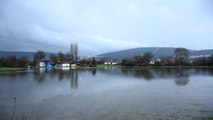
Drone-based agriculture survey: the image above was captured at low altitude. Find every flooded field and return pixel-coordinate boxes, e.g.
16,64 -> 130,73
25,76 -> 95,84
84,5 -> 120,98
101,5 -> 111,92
0,67 -> 213,120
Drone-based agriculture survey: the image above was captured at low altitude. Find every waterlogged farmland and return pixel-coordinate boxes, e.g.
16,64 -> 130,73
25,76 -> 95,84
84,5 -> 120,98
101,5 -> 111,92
0,67 -> 213,120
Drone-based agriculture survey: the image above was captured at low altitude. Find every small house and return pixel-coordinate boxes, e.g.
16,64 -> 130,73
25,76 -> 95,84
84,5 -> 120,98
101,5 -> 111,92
39,61 -> 46,67
62,63 -> 70,67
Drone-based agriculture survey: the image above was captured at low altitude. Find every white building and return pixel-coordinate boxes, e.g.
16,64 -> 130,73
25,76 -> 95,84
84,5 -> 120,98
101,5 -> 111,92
62,63 -> 70,67
39,62 -> 46,67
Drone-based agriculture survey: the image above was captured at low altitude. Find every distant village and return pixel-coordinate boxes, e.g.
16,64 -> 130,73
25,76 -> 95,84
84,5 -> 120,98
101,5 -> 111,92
34,46 -> 213,68
0,44 -> 213,69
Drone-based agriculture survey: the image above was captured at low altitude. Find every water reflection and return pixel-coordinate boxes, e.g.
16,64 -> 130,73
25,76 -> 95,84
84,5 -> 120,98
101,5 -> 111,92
121,68 -> 154,80
175,69 -> 190,86
34,71 -> 46,83
120,68 -> 193,86
121,68 -> 155,81
1,68 -> 213,120
71,70 -> 78,90
91,68 -> 97,76
33,68 -> 79,89
2,68 -> 212,89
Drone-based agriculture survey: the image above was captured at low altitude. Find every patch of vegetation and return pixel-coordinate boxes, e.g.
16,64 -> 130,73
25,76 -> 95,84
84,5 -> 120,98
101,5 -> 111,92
0,67 -> 25,71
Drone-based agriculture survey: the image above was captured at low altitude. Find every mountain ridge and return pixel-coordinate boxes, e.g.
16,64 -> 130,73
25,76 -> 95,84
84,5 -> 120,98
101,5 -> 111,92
97,47 -> 213,60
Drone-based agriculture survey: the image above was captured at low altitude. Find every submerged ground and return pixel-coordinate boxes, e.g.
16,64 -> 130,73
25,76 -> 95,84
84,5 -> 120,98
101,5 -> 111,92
0,67 -> 213,120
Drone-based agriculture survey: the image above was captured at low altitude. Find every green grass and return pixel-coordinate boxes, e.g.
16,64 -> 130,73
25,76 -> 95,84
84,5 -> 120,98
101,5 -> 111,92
0,67 -> 25,71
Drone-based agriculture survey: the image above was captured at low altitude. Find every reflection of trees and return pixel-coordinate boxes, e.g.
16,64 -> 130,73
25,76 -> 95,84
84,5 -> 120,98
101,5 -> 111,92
142,70 -> 154,80
175,70 -> 190,86
121,68 -> 154,80
133,69 -> 154,80
208,69 -> 213,76
71,70 -> 78,90
58,70 -> 65,81
121,68 -> 128,75
91,68 -> 97,76
34,68 -> 79,89
155,68 -> 175,78
34,68 -> 46,83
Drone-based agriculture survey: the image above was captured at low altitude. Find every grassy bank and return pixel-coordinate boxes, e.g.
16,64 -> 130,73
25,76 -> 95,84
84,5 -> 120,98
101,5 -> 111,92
0,67 -> 25,71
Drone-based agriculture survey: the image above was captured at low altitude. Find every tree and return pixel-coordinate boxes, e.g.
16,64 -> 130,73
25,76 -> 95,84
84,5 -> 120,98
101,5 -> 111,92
5,56 -> 17,67
34,50 -> 45,63
121,58 -> 134,66
90,57 -> 97,67
65,53 -> 72,61
174,48 -> 189,66
57,52 -> 66,63
79,58 -> 90,67
207,55 -> 213,66
143,52 -> 154,65
70,43 -> 78,62
134,55 -> 144,65
49,54 -> 58,65
18,56 -> 29,67
0,58 -> 5,67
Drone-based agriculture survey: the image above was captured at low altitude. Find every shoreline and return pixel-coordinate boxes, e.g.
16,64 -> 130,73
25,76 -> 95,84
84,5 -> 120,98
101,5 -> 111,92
1,65 -> 213,72
0,67 -> 26,71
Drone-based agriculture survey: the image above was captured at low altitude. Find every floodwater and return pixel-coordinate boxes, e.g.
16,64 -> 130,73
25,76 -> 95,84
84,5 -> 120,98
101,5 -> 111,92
0,67 -> 213,120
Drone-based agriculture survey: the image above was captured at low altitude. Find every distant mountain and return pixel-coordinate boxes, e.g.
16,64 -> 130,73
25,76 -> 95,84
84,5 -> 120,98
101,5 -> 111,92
97,47 -> 213,60
0,51 -> 54,60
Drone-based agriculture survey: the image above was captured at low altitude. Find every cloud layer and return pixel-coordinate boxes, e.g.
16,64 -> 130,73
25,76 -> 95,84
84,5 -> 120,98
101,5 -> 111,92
0,0 -> 213,56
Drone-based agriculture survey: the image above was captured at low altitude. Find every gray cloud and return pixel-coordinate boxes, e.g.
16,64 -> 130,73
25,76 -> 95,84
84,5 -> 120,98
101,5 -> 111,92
0,0 -> 213,56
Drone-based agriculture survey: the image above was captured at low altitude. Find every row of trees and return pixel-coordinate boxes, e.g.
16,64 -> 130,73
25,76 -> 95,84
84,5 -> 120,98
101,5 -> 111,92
121,48 -> 191,66
192,55 -> 213,66
78,57 -> 98,67
121,48 -> 213,66
121,52 -> 154,66
0,56 -> 29,68
33,43 -> 78,66
33,51 -> 73,65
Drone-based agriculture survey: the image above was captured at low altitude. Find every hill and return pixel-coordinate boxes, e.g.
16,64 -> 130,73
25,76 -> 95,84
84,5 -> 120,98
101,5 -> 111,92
0,51 -> 53,60
97,47 -> 213,60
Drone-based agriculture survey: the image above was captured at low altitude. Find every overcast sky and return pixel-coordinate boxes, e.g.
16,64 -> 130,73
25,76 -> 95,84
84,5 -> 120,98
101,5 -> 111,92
0,0 -> 213,56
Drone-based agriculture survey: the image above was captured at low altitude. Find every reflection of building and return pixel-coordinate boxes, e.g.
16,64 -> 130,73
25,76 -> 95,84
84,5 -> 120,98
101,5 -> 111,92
62,67 -> 70,71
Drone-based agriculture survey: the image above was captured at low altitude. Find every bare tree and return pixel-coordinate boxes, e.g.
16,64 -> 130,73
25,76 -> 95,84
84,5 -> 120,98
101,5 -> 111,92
174,48 -> 189,66
57,52 -> 66,63
34,50 -> 45,64
70,43 -> 78,62
143,52 -> 154,65
49,54 -> 58,65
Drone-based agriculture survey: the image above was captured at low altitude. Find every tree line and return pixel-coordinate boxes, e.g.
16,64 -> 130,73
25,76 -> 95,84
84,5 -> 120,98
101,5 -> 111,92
121,48 -> 213,66
33,43 -> 78,66
0,56 -> 29,68
1,47 -> 213,68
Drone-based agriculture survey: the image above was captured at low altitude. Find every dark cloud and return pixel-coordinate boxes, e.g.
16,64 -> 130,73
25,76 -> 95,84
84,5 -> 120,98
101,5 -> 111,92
0,0 -> 213,56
